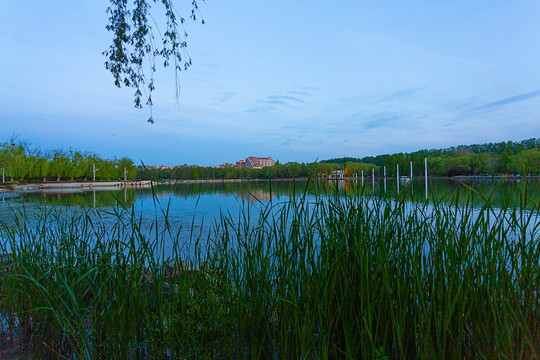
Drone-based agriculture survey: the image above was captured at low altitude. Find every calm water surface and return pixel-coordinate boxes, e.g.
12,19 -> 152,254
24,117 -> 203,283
1,179 -> 539,258
1,179 -> 540,218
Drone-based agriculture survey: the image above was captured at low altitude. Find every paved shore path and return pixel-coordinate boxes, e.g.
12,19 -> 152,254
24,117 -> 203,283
4,181 -> 152,191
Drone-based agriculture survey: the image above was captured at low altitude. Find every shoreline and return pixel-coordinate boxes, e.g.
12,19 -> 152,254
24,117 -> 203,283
158,177 -> 310,185
0,180 -> 152,192
1,175 -> 538,193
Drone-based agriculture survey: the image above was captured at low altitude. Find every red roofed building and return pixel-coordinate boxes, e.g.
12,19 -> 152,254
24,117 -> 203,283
245,156 -> 276,169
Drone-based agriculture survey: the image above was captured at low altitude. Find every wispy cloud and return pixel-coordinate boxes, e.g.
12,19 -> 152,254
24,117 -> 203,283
378,86 -> 426,103
287,90 -> 312,96
349,112 -> 400,130
268,95 -> 305,103
247,105 -> 278,113
267,99 -> 290,106
362,115 -> 399,129
212,92 -> 235,103
470,88 -> 540,112
247,89 -> 311,113
282,138 -> 292,146
299,86 -> 318,91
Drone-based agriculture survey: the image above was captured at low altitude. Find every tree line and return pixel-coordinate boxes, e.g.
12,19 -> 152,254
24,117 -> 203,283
324,138 -> 540,177
138,163 -> 303,180
139,138 -> 540,181
0,139 -> 137,182
3,138 -> 539,183
137,162 -> 381,181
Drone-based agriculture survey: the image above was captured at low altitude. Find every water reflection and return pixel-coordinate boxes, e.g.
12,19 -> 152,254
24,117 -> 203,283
1,178 -> 539,214
0,188 -> 138,208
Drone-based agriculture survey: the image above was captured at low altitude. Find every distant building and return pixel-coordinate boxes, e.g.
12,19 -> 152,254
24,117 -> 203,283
235,160 -> 245,168
330,169 -> 345,179
219,163 -> 234,168
245,156 -> 276,169
146,165 -> 174,170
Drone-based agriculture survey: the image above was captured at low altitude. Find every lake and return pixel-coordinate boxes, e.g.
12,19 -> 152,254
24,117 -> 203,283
1,178 -> 539,239
2,178 -> 539,213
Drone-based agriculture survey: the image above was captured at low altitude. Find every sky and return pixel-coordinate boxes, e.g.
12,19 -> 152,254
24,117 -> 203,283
1,1 -> 540,166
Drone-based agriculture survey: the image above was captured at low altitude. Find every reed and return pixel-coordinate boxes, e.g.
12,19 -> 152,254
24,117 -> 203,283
0,181 -> 538,359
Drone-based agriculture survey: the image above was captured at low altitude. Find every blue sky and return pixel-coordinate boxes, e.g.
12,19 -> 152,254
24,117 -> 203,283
1,1 -> 540,166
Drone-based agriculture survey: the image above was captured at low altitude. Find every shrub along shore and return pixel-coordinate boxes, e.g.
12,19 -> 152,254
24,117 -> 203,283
0,182 -> 539,359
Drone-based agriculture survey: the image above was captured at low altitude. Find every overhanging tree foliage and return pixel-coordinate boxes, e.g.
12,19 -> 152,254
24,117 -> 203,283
104,0 -> 204,123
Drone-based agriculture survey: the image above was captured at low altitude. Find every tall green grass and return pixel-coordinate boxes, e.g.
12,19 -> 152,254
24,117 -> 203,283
0,182 -> 539,359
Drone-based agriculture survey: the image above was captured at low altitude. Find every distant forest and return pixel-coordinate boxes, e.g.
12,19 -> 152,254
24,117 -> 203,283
139,138 -> 540,180
1,138 -> 539,183
322,138 -> 540,177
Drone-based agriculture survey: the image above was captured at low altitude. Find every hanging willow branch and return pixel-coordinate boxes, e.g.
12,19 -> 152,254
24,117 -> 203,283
104,0 -> 204,123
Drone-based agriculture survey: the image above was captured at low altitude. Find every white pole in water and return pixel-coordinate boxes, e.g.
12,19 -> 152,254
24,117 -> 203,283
124,167 -> 127,181
372,168 -> 375,191
425,157 -> 428,200
361,170 -> 364,186
397,164 -> 400,194
410,161 -> 414,195
384,166 -> 387,192
93,188 -> 96,208
2,168 -> 4,183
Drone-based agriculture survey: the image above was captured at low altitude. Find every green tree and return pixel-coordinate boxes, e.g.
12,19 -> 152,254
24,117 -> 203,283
0,141 -> 28,181
499,150 -> 513,174
511,149 -> 540,175
117,157 -> 137,180
50,150 -> 70,181
70,151 -> 86,180
34,150 -> 51,181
